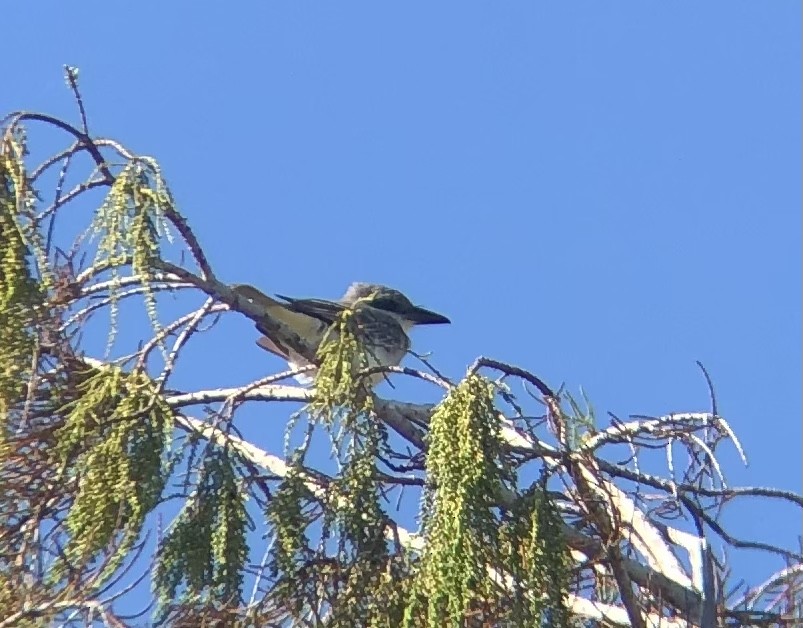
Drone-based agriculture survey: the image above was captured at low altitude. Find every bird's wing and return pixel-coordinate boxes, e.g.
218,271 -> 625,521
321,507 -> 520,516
275,295 -> 348,325
232,285 -> 328,355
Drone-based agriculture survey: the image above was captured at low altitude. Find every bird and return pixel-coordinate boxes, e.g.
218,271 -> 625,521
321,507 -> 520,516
232,283 -> 450,385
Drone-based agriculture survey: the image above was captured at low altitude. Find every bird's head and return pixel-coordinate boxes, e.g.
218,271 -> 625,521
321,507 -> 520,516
343,283 -> 451,330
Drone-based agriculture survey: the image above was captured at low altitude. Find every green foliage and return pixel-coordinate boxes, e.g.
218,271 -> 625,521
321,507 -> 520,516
403,376 -> 575,627
275,307 -> 400,625
0,133 -> 43,420
50,365 -> 173,583
323,445 -> 391,627
267,453 -> 402,626
318,312 -> 392,623
154,447 -> 248,617
266,466 -> 313,612
563,389 -> 596,450
365,556 -> 414,628
406,374 -> 509,627
502,482 -> 573,627
88,158 -> 173,354
309,307 -> 373,428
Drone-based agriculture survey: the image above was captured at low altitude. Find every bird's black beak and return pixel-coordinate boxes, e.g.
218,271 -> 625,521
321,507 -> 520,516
407,306 -> 451,325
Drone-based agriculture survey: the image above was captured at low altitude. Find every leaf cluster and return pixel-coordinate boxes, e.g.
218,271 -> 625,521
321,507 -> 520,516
51,365 -> 174,583
154,446 -> 248,621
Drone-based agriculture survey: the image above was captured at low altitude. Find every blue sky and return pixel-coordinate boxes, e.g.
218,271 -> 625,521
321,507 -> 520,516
5,0 -> 801,616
